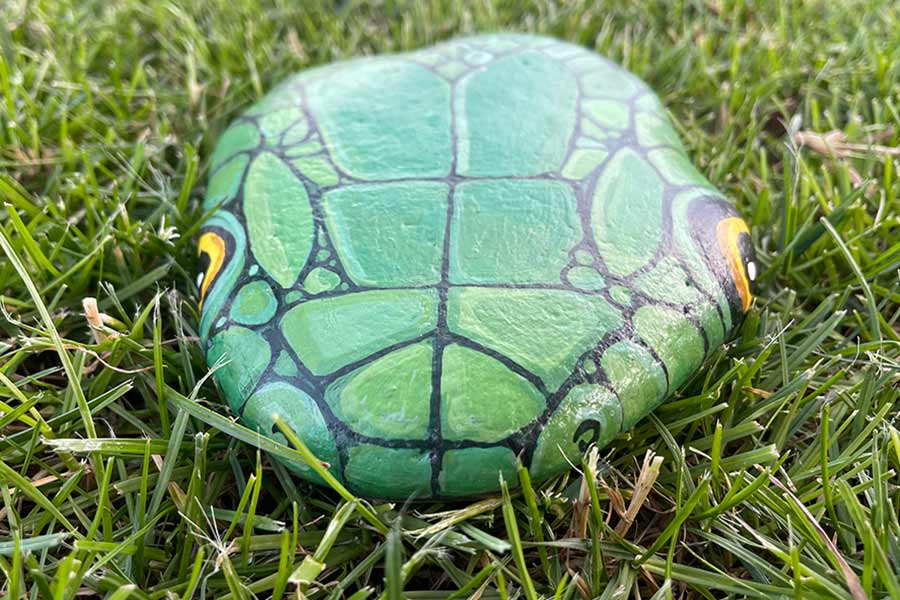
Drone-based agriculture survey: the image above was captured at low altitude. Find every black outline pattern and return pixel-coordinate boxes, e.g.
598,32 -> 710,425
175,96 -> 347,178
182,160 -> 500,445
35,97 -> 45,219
199,34 -> 752,499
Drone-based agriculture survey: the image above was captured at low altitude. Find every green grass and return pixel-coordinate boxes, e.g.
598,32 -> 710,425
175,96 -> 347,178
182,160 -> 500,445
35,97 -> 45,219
1,0 -> 899,597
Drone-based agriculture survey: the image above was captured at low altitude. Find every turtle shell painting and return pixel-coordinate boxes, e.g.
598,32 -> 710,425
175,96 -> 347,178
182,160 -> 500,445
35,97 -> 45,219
196,34 -> 755,499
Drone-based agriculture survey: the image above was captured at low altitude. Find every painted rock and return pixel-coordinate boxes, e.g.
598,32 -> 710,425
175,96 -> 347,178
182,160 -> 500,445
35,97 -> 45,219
196,34 -> 755,499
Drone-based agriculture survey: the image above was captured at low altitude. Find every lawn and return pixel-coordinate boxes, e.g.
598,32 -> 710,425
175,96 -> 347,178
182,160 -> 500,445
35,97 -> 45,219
2,0 -> 900,598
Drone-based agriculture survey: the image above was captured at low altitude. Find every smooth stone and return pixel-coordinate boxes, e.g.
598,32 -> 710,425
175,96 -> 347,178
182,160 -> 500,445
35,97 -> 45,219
196,33 -> 756,500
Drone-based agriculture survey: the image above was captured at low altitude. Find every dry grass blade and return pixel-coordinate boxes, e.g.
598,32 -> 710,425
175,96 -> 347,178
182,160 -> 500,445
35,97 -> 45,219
615,450 -> 664,536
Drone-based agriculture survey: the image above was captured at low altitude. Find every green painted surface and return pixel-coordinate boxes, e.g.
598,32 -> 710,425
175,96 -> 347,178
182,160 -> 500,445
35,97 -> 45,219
531,385 -> 621,479
243,382 -> 338,484
439,447 -> 518,497
273,350 -> 299,377
205,154 -> 248,211
281,119 -> 310,146
440,344 -> 545,443
566,265 -> 605,290
592,149 -> 665,276
323,182 -> 448,286
449,179 -> 580,284
562,148 -> 608,180
583,99 -> 630,130
325,342 -> 432,440
648,147 -> 711,187
602,340 -> 668,429
636,111 -> 684,149
209,121 -> 259,171
302,267 -> 340,294
244,152 -> 314,288
280,289 -> 438,375
456,51 -> 576,176
291,156 -> 339,187
206,326 -> 270,413
198,34 -> 755,499
447,287 -> 622,390
198,212 -> 245,342
258,106 -> 305,138
344,445 -> 431,498
633,305 -> 706,391
306,59 -> 452,179
229,280 -> 277,325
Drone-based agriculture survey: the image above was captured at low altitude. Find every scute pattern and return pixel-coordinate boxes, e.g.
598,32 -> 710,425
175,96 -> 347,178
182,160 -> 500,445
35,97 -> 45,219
200,34 -> 748,499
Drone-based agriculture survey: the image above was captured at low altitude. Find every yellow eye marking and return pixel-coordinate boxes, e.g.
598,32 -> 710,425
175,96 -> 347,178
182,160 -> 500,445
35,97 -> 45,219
198,232 -> 226,309
717,217 -> 752,313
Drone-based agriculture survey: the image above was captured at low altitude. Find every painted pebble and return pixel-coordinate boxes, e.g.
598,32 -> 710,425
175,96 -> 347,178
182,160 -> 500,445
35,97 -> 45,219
196,34 -> 755,499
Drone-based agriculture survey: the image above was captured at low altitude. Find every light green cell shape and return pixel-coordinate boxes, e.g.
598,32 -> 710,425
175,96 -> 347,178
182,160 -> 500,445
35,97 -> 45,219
209,121 -> 260,170
344,445 -> 431,498
244,152 -> 314,288
466,34 -> 521,53
204,154 -> 248,212
562,148 -> 608,180
581,118 -> 611,141
281,119 -> 310,145
541,43 -> 585,60
273,351 -> 298,378
258,106 -> 305,139
636,111 -> 684,149
582,359 -> 598,374
410,49 -> 441,65
447,287 -> 620,390
531,385 -> 622,479
579,67 -> 642,100
457,51 -> 577,176
325,342 -> 432,440
449,179 -> 580,284
583,99 -> 630,130
633,305 -> 705,392
242,381 -> 339,484
438,60 -> 469,80
648,147 -> 711,187
229,280 -> 277,325
566,266 -> 606,290
283,139 -> 323,157
439,447 -> 518,497
302,267 -> 341,295
207,327 -> 270,413
565,53 -> 608,73
574,249 -> 594,265
635,92 -> 664,111
576,138 -> 606,150
694,300 -> 726,350
281,289 -> 438,376
464,50 -> 492,66
601,340 -> 668,429
591,149 -> 664,276
307,59 -> 452,179
323,182 -> 448,286
635,257 -> 703,306
284,290 -> 303,304
440,344 -> 545,443
291,156 -> 339,187
610,285 -> 632,306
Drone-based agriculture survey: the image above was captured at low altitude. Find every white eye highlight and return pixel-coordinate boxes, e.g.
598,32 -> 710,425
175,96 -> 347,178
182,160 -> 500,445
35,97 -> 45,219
196,272 -> 205,289
747,261 -> 757,282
